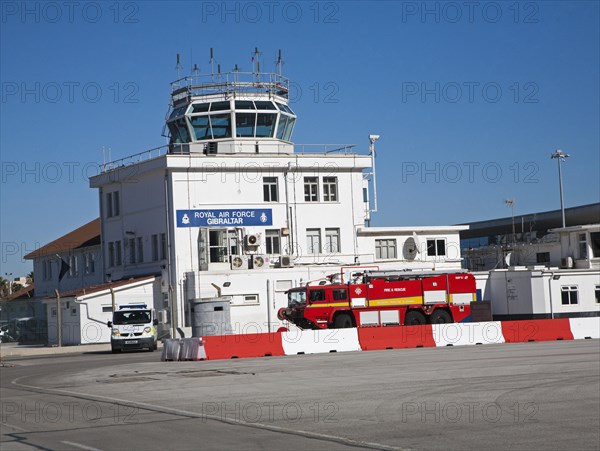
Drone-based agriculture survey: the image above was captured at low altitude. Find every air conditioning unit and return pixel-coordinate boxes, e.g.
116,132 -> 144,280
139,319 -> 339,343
230,255 -> 249,270
279,255 -> 293,268
251,255 -> 266,269
245,234 -> 260,248
204,141 -> 218,155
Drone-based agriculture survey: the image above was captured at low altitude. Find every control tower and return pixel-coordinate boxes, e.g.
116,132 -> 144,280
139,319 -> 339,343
166,49 -> 296,155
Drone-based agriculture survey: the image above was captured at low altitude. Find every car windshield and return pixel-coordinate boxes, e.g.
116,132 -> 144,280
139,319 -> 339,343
287,289 -> 306,307
113,310 -> 151,325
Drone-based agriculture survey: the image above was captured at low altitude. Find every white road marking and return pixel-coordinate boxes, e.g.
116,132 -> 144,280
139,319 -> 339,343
1,422 -> 28,432
61,440 -> 102,451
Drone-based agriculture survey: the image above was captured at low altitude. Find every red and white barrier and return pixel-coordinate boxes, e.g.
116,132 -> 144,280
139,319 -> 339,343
569,317 -> 600,340
281,329 -> 361,355
163,318 -> 599,362
432,322 -> 505,347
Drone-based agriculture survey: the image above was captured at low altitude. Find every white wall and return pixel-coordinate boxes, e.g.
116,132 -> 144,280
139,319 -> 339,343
34,245 -> 103,298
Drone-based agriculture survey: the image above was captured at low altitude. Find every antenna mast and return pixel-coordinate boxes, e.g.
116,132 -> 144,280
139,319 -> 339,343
210,48 -> 215,80
175,53 -> 182,79
277,49 -> 283,76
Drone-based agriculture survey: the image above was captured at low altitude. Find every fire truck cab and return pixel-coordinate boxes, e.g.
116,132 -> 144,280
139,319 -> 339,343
278,271 -> 476,330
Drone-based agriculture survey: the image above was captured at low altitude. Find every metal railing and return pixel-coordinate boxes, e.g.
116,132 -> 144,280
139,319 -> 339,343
100,143 -> 361,173
170,72 -> 289,103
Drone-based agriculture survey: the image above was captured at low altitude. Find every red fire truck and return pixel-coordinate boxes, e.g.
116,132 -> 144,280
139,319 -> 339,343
278,271 -> 476,329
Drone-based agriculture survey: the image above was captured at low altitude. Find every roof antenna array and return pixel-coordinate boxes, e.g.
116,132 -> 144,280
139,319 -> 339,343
210,48 -> 215,80
276,49 -> 283,76
217,63 -> 221,80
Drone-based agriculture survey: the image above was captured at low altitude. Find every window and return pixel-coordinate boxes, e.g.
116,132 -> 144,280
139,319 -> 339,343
304,177 -> 319,202
106,191 -> 120,218
43,260 -> 52,280
128,238 -> 136,264
310,289 -> 326,302
69,255 -> 78,277
51,307 -> 57,317
263,177 -> 278,202
208,229 -> 239,263
375,239 -> 397,260
332,289 -> 347,301
160,233 -> 167,260
323,177 -> 338,202
71,307 -> 77,316
102,306 -> 113,313
427,239 -> 446,257
115,241 -> 122,266
591,232 -> 600,258
536,252 -> 550,264
108,242 -> 115,267
137,237 -> 144,263
85,253 -> 95,274
595,285 -> 600,304
561,286 -> 579,305
106,192 -> 113,218
152,234 -> 159,261
306,229 -> 321,254
578,233 -> 587,259
325,228 -> 341,253
266,229 -> 281,254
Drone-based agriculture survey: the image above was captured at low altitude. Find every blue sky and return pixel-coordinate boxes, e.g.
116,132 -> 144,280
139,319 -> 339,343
1,1 -> 599,277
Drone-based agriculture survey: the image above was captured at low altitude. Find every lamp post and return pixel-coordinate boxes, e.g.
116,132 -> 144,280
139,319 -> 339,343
551,149 -> 570,228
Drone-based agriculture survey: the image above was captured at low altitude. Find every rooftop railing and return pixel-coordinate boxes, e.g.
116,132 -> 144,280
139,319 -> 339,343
171,72 -> 289,104
99,143 -> 360,174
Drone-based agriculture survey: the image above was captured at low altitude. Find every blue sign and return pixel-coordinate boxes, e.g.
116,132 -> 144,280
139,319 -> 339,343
176,209 -> 273,227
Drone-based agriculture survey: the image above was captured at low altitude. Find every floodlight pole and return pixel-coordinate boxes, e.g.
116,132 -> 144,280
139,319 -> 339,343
551,149 -> 570,228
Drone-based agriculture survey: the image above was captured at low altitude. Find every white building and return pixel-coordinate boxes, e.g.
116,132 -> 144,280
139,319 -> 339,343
475,224 -> 600,319
89,61 -> 468,337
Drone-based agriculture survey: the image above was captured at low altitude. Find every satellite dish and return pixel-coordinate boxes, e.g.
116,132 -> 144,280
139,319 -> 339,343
403,237 -> 418,261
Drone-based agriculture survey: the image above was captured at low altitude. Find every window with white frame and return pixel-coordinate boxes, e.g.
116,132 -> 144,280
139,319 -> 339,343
265,229 -> 281,254
263,177 -> 279,202
43,260 -> 53,280
427,239 -> 446,257
578,233 -> 587,259
323,177 -> 338,202
208,229 -> 238,263
306,229 -> 321,254
375,239 -> 397,260
561,285 -> 579,305
304,177 -> 319,202
105,191 -> 120,218
324,228 -> 340,253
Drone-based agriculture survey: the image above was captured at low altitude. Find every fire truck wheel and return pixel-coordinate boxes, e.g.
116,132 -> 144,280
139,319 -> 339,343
430,309 -> 452,324
404,311 -> 427,325
333,314 -> 353,329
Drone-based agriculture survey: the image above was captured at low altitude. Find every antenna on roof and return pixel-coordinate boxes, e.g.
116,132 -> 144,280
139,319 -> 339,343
210,48 -> 215,80
217,63 -> 221,80
253,47 -> 259,74
276,49 -> 283,76
192,63 -> 200,84
176,53 -> 182,79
